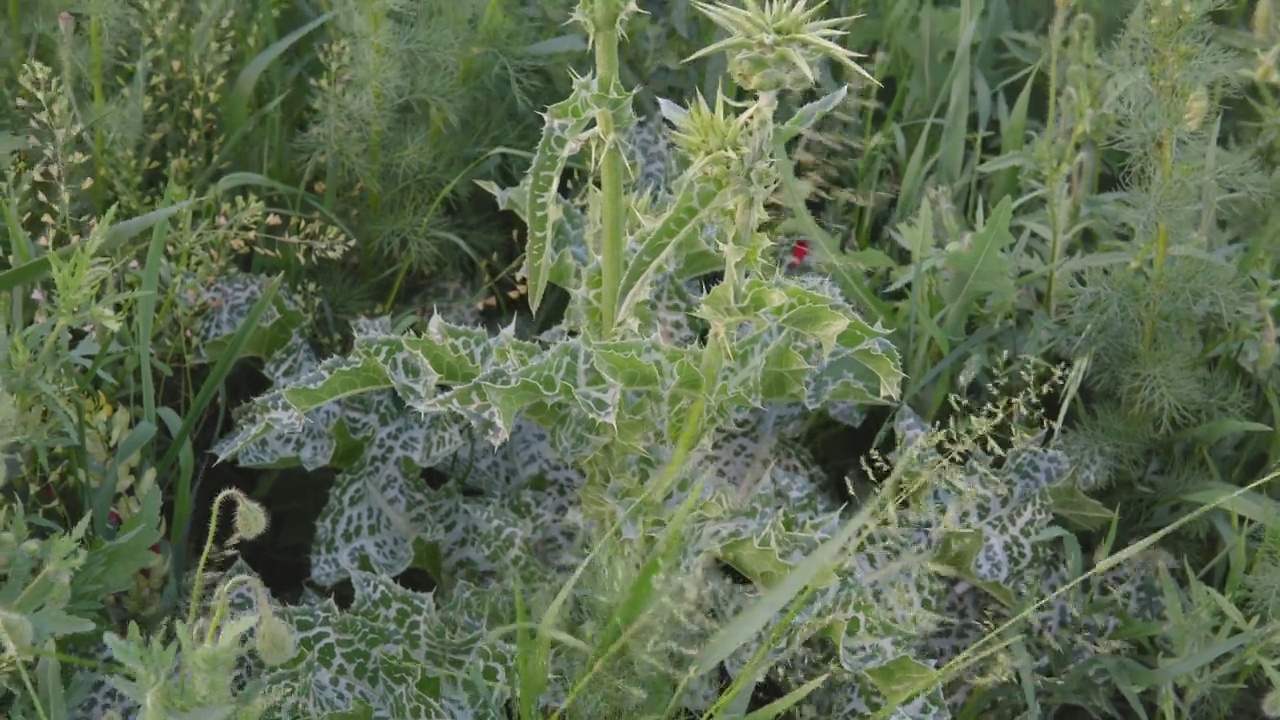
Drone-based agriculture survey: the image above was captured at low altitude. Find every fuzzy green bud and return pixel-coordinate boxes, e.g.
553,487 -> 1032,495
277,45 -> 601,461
1264,687 -> 1280,719
216,489 -> 269,545
0,608 -> 34,652
254,613 -> 297,667
233,496 -> 268,542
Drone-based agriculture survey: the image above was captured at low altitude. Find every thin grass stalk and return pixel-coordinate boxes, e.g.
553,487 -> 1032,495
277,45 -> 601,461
7,0 -> 19,77
89,15 -> 106,209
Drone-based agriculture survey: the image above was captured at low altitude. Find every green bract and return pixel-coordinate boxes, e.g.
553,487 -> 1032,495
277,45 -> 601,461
685,0 -> 879,93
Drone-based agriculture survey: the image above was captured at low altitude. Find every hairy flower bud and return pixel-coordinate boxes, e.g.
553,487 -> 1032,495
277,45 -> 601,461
255,613 -> 297,667
1264,687 -> 1280,719
233,495 -> 269,542
0,609 -> 34,652
215,489 -> 270,545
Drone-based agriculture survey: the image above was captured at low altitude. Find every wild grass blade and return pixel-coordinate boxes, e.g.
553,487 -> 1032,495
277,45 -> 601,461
225,11 -> 335,134
0,202 -> 196,293
694,475 -> 900,676
136,186 -> 176,429
736,672 -> 830,720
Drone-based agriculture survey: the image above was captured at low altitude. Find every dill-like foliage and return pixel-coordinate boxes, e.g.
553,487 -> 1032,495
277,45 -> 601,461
1056,0 -> 1275,502
293,0 -> 575,278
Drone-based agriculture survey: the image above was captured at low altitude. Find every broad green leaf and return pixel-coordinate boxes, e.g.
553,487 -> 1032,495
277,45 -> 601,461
941,195 -> 1016,335
864,654 -> 938,707
989,64 -> 1038,204
0,201 -> 195,293
520,34 -> 588,56
1178,482 -> 1280,527
1047,483 -> 1115,531
1173,418 -> 1272,445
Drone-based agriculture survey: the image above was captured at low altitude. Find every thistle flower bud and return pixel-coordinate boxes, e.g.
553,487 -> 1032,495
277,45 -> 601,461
685,0 -> 878,95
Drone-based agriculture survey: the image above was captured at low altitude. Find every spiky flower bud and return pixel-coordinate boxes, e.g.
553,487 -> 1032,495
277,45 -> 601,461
685,0 -> 878,94
658,90 -> 743,171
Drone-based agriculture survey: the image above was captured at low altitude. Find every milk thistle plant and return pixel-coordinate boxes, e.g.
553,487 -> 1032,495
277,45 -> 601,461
217,0 -> 901,523
208,0 -> 907,715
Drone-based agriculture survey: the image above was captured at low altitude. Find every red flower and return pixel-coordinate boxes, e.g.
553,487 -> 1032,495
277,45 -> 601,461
788,239 -> 811,269
141,543 -> 162,580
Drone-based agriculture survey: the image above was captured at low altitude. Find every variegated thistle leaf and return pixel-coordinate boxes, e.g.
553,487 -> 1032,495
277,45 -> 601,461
522,71 -> 607,313
697,273 -> 903,409
615,170 -> 732,324
215,314 -> 542,460
194,272 -> 308,364
929,447 -> 1071,605
308,396 -> 586,587
478,180 -> 588,291
614,407 -> 950,719
262,572 -> 513,720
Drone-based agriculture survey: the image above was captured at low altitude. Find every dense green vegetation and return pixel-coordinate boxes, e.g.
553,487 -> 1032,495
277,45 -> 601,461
5,0 -> 1280,717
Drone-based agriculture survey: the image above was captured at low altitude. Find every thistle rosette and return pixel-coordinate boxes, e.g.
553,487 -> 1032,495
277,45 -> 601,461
686,0 -> 879,94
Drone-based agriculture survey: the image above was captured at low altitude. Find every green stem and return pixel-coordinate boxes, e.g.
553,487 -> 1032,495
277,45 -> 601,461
592,0 -> 626,338
1044,2 -> 1067,316
1142,131 -> 1174,348
359,0 -> 384,284
89,15 -> 107,209
7,0 -> 19,78
185,489 -> 236,627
